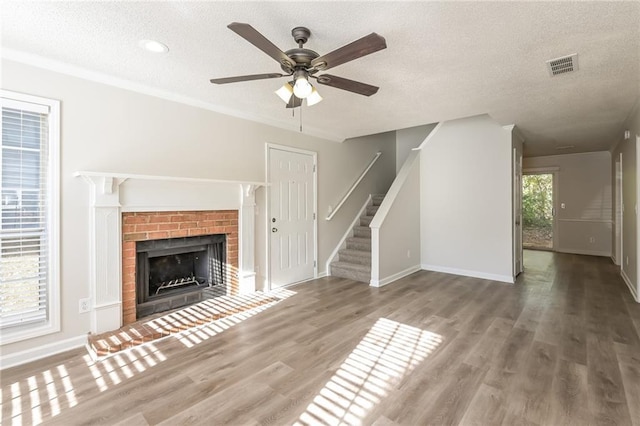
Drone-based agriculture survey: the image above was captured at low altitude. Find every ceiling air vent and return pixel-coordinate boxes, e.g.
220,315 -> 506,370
546,53 -> 578,76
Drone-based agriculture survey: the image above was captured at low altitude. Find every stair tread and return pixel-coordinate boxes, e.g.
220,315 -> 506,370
339,248 -> 371,257
347,236 -> 371,242
331,261 -> 371,272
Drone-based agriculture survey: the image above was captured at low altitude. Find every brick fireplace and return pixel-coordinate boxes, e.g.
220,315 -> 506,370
121,210 -> 239,325
76,172 -> 261,335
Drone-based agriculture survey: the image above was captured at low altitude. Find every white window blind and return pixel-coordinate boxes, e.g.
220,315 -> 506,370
1,99 -> 52,328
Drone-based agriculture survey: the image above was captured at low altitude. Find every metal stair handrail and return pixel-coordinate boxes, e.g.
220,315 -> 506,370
326,151 -> 382,221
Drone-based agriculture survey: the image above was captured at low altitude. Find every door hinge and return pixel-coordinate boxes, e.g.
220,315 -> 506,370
313,164 -> 316,173
313,213 -> 316,220
314,260 -> 317,267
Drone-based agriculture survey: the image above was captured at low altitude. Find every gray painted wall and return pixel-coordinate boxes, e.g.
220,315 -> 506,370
396,123 -> 437,173
1,59 -> 397,357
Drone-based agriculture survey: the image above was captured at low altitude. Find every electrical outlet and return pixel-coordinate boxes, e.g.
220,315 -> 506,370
627,256 -> 630,266
589,236 -> 595,243
79,298 -> 91,313
407,250 -> 411,258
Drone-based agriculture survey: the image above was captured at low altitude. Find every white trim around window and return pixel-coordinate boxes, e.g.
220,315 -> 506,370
0,89 -> 61,345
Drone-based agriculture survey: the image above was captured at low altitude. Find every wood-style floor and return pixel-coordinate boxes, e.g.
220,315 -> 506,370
2,251 -> 639,425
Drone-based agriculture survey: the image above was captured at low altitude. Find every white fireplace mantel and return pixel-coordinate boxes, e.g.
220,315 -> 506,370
73,171 -> 267,187
76,171 -> 266,334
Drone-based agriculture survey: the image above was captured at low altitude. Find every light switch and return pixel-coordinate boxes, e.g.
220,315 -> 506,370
561,203 -> 565,209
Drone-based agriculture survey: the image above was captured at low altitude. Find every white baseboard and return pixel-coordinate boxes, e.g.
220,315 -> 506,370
621,269 -> 639,303
555,248 -> 611,257
370,265 -> 421,288
0,334 -> 87,370
421,264 -> 514,284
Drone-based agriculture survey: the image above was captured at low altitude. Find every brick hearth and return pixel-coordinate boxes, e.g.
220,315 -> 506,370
121,210 -> 239,325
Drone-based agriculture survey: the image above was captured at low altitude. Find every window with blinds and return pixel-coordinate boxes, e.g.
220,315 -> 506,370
1,92 -> 59,334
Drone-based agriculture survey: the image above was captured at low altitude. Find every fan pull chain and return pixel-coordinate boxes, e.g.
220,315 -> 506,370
299,103 -> 303,132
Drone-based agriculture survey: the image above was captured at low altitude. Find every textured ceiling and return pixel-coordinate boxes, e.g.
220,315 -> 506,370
2,1 -> 639,156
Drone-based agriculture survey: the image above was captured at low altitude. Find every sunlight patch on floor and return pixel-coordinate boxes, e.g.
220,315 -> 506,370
5,361 -> 81,426
2,288 -> 296,425
295,317 -> 442,426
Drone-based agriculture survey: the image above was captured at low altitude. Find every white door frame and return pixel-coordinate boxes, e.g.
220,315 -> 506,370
522,167 -> 559,251
636,136 -> 640,296
614,153 -> 623,266
513,148 -> 523,276
265,143 -> 318,291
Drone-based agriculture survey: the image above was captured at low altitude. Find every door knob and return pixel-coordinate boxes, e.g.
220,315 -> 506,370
272,227 -> 278,233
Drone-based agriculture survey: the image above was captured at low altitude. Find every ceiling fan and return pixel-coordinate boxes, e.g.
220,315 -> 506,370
210,23 -> 387,108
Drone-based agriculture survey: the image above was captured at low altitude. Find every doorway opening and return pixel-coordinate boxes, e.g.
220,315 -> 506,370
522,173 -> 554,250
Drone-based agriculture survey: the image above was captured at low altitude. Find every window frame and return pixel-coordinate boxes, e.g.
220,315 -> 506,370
0,89 -> 61,345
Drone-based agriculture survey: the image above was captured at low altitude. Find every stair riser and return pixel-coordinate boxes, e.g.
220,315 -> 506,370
366,206 -> 379,216
331,266 -> 371,283
372,197 -> 385,207
354,228 -> 371,238
339,253 -> 371,265
360,217 -> 373,226
347,240 -> 371,251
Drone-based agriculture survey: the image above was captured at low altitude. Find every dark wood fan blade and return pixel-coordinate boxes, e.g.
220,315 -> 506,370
286,95 -> 303,108
228,22 -> 295,70
311,33 -> 386,71
313,74 -> 379,96
210,73 -> 284,84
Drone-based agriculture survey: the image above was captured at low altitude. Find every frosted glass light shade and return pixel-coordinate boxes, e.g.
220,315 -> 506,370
275,83 -> 293,103
306,88 -> 323,106
293,77 -> 313,99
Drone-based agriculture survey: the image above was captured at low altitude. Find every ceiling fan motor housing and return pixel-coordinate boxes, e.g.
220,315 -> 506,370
280,26 -> 320,73
291,27 -> 311,45
282,48 -> 319,72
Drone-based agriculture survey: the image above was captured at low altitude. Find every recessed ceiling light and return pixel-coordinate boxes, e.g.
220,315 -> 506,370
139,39 -> 169,53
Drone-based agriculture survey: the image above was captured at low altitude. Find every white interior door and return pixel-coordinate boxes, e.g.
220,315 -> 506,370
268,147 -> 316,289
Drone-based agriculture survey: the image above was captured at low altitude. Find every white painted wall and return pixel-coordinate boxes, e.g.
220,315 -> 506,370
420,115 -> 513,283
396,124 -> 437,173
611,96 -> 639,300
524,152 -> 612,257
0,59 -> 396,361
371,150 -> 421,286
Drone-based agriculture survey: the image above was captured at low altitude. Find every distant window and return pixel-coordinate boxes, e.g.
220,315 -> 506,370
1,90 -> 60,343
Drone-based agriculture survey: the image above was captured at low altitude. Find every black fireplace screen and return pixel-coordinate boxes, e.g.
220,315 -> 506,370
148,251 -> 207,296
136,234 -> 226,311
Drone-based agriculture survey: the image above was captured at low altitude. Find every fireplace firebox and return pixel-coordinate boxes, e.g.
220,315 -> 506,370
136,234 -> 226,319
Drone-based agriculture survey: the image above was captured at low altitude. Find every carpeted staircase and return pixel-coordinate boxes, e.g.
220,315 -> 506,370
330,194 -> 385,283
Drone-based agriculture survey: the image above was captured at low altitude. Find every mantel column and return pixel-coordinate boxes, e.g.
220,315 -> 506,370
81,176 -> 127,333
239,184 -> 257,294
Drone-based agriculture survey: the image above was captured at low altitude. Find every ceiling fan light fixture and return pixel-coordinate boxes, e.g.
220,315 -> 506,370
293,72 -> 313,99
275,82 -> 294,103
306,87 -> 323,106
